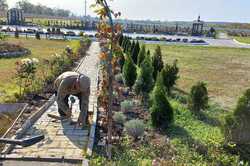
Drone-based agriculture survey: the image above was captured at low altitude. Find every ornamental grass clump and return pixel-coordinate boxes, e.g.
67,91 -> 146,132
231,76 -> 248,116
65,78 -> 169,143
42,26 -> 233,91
125,119 -> 145,141
121,100 -> 134,112
113,112 -> 126,125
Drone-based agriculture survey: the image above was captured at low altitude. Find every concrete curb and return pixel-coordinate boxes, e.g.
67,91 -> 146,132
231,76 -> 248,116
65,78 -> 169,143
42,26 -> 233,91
233,39 -> 250,46
86,67 -> 99,157
0,156 -> 87,164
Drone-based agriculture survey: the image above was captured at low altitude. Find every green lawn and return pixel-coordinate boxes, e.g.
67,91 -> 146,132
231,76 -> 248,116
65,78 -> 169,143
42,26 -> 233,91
146,44 -> 250,109
0,37 -> 70,103
234,37 -> 250,44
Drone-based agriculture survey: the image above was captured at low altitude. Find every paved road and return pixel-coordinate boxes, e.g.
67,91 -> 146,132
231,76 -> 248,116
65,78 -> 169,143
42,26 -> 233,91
1,42 -> 100,165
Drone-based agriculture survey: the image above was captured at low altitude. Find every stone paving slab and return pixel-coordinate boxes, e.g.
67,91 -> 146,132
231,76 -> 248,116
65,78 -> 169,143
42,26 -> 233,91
5,42 -> 100,162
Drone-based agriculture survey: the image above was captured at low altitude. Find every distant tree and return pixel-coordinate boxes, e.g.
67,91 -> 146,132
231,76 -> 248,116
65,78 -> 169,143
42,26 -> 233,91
0,0 -> 8,11
132,41 -> 140,64
122,54 -> 137,89
150,72 -> 174,128
16,0 -> 71,17
137,44 -> 146,66
15,28 -> 19,38
152,45 -> 164,80
35,32 -> 41,40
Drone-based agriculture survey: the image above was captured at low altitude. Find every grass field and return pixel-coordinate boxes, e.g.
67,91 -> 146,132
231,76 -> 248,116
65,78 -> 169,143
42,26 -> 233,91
234,37 -> 250,44
146,44 -> 250,109
0,37 -> 70,103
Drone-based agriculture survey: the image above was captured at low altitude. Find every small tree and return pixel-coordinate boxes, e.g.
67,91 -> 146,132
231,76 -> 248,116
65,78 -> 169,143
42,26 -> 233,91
134,54 -> 154,99
188,82 -> 208,112
15,58 -> 39,96
224,89 -> 250,144
15,28 -> 19,38
35,32 -> 41,40
132,41 -> 140,64
150,72 -> 174,128
152,45 -> 164,80
162,60 -> 179,94
137,44 -> 146,66
122,54 -> 137,89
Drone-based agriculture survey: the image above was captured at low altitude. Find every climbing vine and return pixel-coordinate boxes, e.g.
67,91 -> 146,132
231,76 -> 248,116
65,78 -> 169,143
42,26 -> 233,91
92,0 -> 123,159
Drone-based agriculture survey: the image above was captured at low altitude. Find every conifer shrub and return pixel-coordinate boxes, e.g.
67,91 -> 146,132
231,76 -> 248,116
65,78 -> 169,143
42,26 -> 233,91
134,54 -> 154,96
161,60 -> 179,93
224,89 -> 250,144
125,119 -> 145,140
131,41 -> 140,64
137,44 -> 146,66
122,54 -> 137,88
113,112 -> 126,125
131,40 -> 135,54
119,34 -> 124,46
188,82 -> 208,112
150,72 -> 174,128
118,54 -> 125,71
152,45 -> 164,80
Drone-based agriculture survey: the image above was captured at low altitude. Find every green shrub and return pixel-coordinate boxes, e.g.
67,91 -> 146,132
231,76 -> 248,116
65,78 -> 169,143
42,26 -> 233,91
150,72 -> 174,128
137,44 -> 146,66
122,54 -> 137,88
188,82 -> 208,112
224,89 -> 250,144
134,55 -> 154,96
121,100 -> 134,112
162,60 -> 179,93
113,112 -> 126,125
152,45 -> 164,80
125,119 -> 145,140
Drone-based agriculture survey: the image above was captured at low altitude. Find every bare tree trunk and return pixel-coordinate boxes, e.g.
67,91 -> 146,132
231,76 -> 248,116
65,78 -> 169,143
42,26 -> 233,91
102,0 -> 115,160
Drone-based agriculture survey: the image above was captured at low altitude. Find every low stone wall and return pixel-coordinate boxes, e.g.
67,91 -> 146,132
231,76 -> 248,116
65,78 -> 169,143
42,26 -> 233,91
0,49 -> 31,58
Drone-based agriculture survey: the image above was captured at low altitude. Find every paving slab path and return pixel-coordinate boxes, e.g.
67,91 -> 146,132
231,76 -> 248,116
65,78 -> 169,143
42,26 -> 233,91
2,42 -> 100,165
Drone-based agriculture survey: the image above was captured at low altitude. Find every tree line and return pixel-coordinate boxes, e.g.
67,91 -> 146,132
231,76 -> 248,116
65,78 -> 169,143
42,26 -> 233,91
0,0 -> 72,18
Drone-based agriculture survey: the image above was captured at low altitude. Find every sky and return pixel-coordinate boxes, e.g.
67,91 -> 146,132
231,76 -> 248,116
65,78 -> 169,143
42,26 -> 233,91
7,0 -> 250,23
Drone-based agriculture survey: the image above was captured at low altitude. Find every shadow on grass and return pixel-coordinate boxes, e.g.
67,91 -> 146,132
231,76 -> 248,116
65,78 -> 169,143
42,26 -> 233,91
194,111 -> 221,127
166,124 -> 210,160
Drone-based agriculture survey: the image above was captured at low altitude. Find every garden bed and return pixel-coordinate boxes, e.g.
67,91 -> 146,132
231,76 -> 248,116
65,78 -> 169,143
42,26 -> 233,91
0,42 -> 30,58
0,37 -> 91,154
